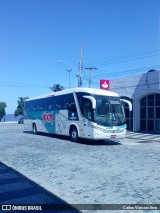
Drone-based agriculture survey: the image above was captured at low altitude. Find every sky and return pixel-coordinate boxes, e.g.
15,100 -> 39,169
0,0 -> 160,114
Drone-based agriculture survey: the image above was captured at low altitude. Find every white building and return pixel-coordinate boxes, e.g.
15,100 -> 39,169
109,69 -> 160,133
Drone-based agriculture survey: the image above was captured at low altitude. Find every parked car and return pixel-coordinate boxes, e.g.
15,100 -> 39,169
18,116 -> 24,124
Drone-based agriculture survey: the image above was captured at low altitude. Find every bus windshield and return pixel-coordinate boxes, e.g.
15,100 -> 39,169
94,95 -> 125,126
76,92 -> 125,126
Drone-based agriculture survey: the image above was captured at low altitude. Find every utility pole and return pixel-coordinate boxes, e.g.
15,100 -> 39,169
85,67 -> 97,88
77,45 -> 83,87
67,69 -> 72,88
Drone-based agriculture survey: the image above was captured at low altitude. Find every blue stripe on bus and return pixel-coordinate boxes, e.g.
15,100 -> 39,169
28,111 -> 56,134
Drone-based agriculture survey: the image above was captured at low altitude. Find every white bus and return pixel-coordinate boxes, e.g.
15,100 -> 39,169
24,88 -> 132,142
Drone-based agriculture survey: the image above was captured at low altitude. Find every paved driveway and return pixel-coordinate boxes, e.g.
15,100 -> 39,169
0,123 -> 160,212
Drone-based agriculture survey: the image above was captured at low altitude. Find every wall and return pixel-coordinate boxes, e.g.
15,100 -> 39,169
110,71 -> 160,132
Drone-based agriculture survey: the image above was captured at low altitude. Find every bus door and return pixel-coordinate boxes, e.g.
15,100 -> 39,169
82,99 -> 93,138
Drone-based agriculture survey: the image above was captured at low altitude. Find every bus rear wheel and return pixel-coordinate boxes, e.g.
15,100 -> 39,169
32,123 -> 38,134
70,127 -> 78,143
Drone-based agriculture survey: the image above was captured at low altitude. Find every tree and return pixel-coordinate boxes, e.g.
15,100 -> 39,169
0,102 -> 7,122
50,84 -> 64,92
14,97 -> 29,117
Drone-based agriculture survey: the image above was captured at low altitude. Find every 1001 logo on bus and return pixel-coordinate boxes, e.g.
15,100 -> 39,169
42,112 -> 53,124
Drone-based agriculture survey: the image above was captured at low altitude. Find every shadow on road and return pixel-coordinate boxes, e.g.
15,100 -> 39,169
78,139 -> 121,146
0,162 -> 81,212
23,131 -> 121,146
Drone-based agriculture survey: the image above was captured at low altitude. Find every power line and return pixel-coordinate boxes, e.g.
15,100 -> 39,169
82,51 -> 160,82
82,65 -> 160,80
84,50 -> 160,67
0,82 -> 50,88
110,81 -> 160,90
1,81 -> 160,103
110,87 -> 160,93
93,53 -> 159,67
0,82 -> 70,88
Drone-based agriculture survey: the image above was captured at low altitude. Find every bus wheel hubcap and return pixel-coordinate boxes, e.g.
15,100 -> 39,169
72,131 -> 77,138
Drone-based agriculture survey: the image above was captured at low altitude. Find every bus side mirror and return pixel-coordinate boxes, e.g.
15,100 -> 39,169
121,99 -> 132,111
83,96 -> 96,109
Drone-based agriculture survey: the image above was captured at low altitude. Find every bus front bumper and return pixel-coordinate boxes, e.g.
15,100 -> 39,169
93,127 -> 126,140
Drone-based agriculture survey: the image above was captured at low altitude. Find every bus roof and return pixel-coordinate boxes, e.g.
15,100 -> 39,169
25,87 -> 119,102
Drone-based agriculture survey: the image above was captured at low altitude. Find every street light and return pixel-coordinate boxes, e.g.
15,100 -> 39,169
58,60 -> 75,70
58,46 -> 83,88
58,61 -> 74,88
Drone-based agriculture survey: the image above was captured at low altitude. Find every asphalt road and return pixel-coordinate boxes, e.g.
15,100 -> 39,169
0,123 -> 160,212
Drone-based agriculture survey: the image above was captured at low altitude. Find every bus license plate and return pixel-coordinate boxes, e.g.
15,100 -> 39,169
110,135 -> 116,138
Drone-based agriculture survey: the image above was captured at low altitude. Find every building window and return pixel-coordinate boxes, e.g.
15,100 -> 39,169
156,94 -> 160,106
140,108 -> 146,119
140,120 -> 146,131
155,120 -> 160,131
140,93 -> 160,133
141,96 -> 146,107
156,107 -> 160,118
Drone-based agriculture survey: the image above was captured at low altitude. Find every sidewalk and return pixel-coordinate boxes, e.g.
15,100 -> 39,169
126,131 -> 160,142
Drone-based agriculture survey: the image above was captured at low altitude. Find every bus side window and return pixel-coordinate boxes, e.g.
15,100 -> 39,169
65,103 -> 70,109
64,94 -> 76,112
69,103 -> 77,112
24,102 -> 29,112
55,96 -> 62,110
47,98 -> 55,110
29,102 -> 35,111
32,100 -> 37,111
37,99 -> 46,111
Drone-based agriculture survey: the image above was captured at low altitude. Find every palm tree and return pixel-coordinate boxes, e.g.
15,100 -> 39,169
50,84 -> 64,92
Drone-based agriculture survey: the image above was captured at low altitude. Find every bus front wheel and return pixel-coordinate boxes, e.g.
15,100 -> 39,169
32,123 -> 38,134
70,127 -> 78,143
